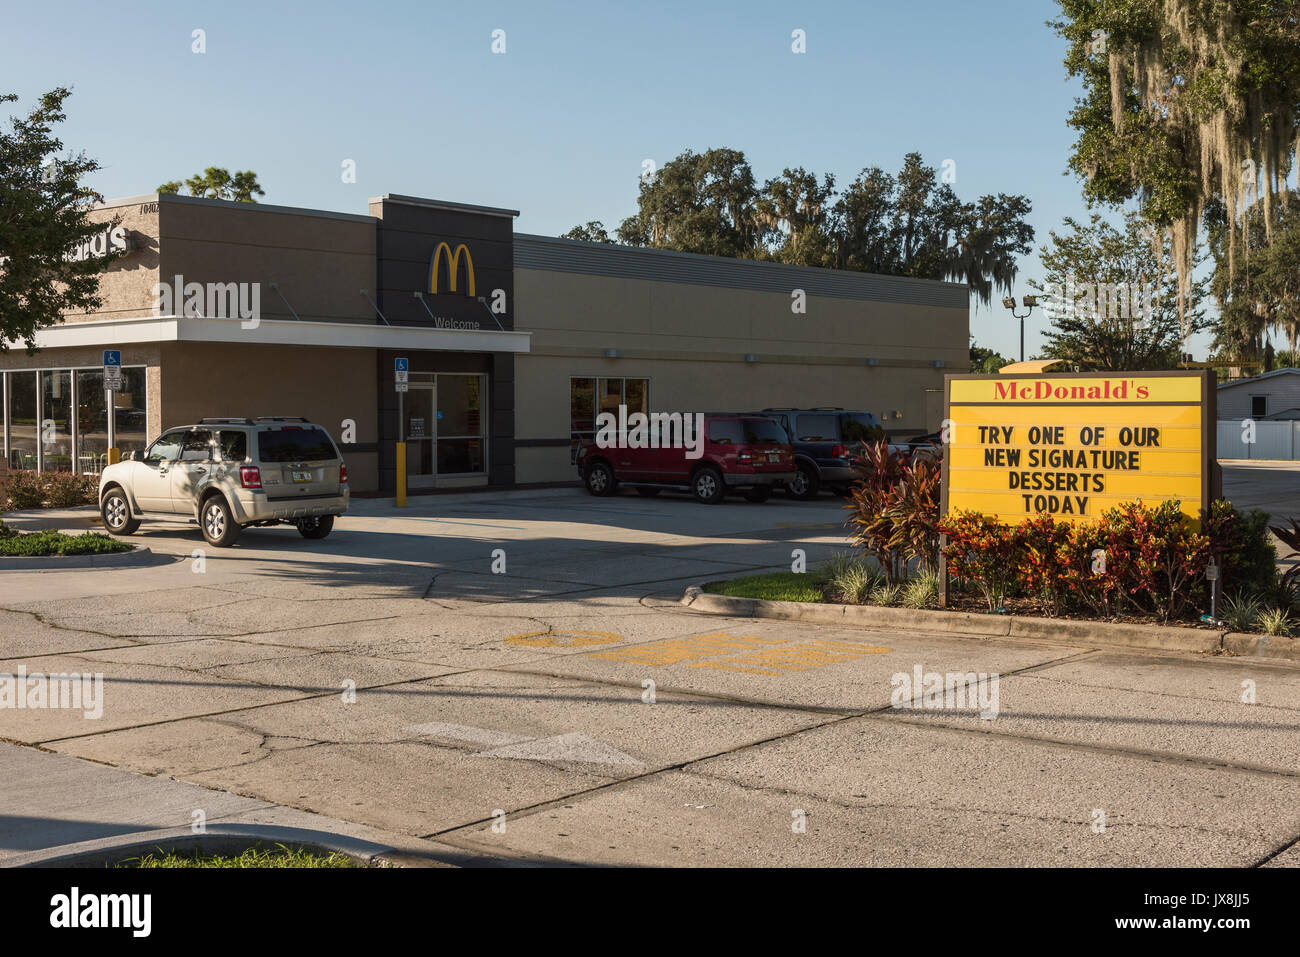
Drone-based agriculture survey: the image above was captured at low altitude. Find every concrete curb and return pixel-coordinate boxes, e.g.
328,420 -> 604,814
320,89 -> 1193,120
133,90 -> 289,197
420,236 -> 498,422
7,823 -> 400,869
681,586 -> 1300,661
0,546 -> 174,571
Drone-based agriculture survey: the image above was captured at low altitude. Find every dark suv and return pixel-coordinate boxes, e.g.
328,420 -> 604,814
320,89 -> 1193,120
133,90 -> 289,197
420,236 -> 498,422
576,413 -> 794,503
752,408 -> 886,499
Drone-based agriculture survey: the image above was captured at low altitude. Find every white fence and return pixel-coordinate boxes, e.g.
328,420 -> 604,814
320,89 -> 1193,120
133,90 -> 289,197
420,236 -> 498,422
1217,419 -> 1300,460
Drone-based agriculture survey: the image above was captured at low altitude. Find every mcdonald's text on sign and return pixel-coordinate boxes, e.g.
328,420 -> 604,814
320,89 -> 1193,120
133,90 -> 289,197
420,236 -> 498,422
942,372 -> 1215,523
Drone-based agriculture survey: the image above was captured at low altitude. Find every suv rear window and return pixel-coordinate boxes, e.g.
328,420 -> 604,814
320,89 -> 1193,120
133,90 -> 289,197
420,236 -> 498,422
794,413 -> 840,442
841,413 -> 885,443
709,419 -> 789,445
256,427 -> 337,463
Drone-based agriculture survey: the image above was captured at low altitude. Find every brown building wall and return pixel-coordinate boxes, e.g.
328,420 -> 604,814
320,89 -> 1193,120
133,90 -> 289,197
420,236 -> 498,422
159,342 -> 380,490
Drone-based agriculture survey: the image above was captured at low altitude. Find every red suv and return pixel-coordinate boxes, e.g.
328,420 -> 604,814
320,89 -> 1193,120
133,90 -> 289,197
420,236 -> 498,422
576,414 -> 795,503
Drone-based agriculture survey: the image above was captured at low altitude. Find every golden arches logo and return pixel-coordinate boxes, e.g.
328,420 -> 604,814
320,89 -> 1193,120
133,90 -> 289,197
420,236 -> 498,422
429,242 -> 476,297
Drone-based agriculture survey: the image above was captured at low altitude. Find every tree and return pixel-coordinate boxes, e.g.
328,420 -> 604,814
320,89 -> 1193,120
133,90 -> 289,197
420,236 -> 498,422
0,88 -> 115,352
1206,190 -> 1300,362
970,341 -> 1011,374
615,148 -> 759,257
755,167 -> 837,268
560,221 -> 615,243
1051,2 -> 1300,320
1030,212 -> 1207,371
569,148 -> 1034,306
158,166 -> 264,203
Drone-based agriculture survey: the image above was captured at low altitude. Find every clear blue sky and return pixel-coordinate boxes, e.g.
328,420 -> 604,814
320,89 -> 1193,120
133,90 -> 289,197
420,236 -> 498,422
6,0 -> 1197,359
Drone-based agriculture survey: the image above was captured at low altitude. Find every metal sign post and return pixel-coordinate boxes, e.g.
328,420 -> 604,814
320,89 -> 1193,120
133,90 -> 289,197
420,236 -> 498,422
395,358 -> 409,507
103,350 -> 121,463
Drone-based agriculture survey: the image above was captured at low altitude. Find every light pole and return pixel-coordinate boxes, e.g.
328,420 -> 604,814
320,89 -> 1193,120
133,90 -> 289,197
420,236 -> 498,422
1002,295 -> 1037,362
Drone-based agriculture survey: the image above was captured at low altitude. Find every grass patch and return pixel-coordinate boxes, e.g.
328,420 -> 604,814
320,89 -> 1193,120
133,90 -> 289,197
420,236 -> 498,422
703,571 -> 826,603
118,844 -> 358,869
0,526 -> 134,557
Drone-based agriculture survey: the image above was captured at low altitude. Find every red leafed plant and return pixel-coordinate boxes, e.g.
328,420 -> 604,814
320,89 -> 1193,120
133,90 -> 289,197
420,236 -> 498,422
937,510 -> 1021,611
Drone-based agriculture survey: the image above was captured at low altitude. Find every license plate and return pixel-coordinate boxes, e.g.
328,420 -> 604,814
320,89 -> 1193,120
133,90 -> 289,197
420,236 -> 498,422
291,470 -> 312,483
768,453 -> 781,462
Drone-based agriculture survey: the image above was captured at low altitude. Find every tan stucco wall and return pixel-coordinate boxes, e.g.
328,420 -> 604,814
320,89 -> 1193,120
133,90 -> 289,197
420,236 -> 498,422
62,201 -> 162,323
159,342 -> 380,490
512,267 -> 968,483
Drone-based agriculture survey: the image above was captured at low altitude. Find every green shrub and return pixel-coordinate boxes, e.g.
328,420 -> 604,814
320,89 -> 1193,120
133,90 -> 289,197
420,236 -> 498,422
1205,503 -> 1277,597
827,559 -> 880,604
0,470 -> 97,510
901,571 -> 938,609
1257,607 -> 1294,637
1,470 -> 46,509
43,471 -> 97,508
0,529 -> 133,557
868,582 -> 902,607
1222,591 -> 1263,631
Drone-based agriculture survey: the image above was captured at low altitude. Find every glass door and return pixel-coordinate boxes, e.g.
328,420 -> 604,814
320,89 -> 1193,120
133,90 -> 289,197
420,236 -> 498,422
403,383 -> 436,489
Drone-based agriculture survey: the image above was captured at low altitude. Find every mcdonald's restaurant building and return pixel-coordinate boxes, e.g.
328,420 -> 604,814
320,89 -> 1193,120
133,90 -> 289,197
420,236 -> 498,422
0,192 -> 969,494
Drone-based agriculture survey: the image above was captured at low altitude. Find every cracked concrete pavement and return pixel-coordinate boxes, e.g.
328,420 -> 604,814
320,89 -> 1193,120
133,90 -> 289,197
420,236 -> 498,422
3,476 -> 1300,867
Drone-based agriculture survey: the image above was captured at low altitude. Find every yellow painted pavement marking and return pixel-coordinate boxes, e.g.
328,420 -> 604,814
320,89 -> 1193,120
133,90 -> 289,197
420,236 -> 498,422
503,630 -> 622,648
587,631 -> 891,675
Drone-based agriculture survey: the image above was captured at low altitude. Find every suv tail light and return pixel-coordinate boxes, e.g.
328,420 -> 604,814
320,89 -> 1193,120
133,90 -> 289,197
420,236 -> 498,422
831,444 -> 848,459
239,466 -> 262,489
340,462 -> 348,485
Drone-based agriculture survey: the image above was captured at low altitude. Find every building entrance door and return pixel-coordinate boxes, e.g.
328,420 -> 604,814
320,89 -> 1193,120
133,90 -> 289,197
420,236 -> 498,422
403,383 -> 437,488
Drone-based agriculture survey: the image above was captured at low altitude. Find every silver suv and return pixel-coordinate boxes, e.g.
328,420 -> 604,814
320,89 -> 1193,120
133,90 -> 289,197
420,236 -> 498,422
98,417 -> 350,547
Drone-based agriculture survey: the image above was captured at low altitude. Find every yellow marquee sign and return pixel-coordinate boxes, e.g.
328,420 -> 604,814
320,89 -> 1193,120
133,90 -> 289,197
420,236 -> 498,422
941,371 -> 1217,523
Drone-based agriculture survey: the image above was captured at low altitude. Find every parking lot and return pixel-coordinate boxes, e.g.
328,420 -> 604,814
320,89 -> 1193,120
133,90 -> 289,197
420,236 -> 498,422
2,467 -> 1300,866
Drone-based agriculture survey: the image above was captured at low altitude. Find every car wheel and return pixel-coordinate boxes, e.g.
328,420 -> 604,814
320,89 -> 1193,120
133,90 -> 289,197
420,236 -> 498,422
100,487 -> 140,536
691,467 -> 725,504
787,463 -> 821,500
635,487 -> 661,497
585,461 -> 617,496
297,515 -> 335,539
743,485 -> 773,503
200,495 -> 242,547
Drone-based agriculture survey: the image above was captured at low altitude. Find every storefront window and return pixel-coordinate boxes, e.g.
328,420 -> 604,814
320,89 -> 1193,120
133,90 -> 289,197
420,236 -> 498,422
75,369 -> 109,473
3,367 -> 147,474
6,372 -> 38,471
113,367 -> 148,456
436,374 -> 486,474
40,370 -> 73,472
570,377 -> 649,463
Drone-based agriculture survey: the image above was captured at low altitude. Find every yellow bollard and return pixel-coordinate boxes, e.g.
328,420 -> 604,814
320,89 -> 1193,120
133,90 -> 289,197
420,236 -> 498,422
395,442 -> 407,507
107,448 -> 120,466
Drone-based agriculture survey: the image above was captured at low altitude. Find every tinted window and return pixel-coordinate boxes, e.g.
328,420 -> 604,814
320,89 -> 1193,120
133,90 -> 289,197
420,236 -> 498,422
708,420 -> 743,445
217,430 -> 248,461
740,420 -> 789,444
841,413 -> 885,444
256,427 -> 336,463
179,429 -> 213,462
144,431 -> 185,464
795,414 -> 840,442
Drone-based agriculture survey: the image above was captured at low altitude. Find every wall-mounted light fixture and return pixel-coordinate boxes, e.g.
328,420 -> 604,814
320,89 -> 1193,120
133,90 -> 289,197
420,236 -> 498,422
865,358 -> 879,367
604,348 -> 620,359
744,353 -> 757,363
932,360 -> 945,368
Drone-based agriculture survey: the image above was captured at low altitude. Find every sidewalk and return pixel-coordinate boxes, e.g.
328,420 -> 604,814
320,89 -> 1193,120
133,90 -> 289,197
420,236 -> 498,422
0,743 -> 509,867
